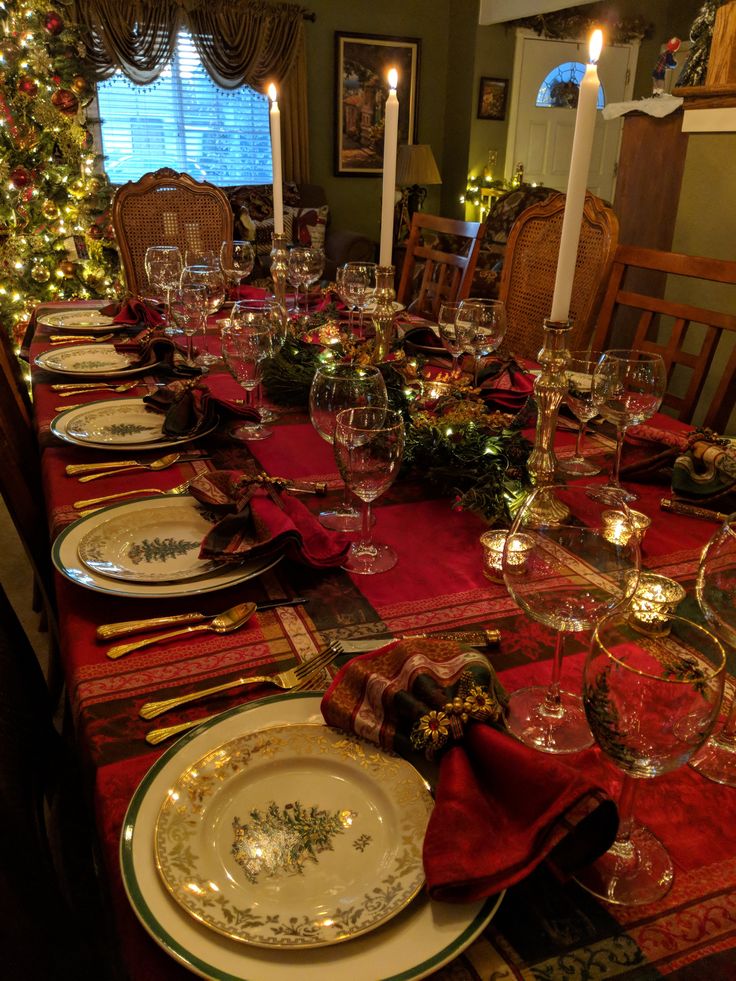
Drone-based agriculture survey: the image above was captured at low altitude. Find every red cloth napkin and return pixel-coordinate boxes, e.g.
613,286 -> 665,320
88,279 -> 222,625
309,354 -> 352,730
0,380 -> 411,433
188,470 -> 351,568
321,639 -> 617,901
113,331 -> 201,379
477,360 -> 535,414
142,381 -> 258,436
100,297 -> 165,327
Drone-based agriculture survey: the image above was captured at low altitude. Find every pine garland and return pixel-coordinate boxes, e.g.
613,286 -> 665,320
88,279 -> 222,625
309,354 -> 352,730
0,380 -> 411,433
509,5 -> 653,44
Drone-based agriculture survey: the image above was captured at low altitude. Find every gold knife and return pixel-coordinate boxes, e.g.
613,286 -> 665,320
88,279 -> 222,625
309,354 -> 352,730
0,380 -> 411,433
340,629 -> 500,653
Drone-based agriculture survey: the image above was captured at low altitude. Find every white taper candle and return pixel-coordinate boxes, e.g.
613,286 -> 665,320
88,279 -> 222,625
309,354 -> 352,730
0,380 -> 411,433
268,83 -> 284,235
379,68 -> 399,267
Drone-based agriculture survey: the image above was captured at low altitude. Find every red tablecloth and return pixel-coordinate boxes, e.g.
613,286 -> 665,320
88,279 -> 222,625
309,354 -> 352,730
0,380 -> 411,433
29,311 -> 736,980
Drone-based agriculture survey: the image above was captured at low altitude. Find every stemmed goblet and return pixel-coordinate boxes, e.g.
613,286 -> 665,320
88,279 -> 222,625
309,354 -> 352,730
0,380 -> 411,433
502,483 -> 640,754
341,262 -> 375,339
309,364 -> 387,531
334,407 -> 405,575
437,301 -> 464,375
287,247 -> 322,317
144,246 -> 182,335
180,262 -> 226,366
169,283 -> 208,367
691,511 -> 736,786
229,297 -> 287,424
219,240 -> 255,295
221,303 -> 275,441
577,613 -> 725,905
591,350 -> 667,502
558,351 -> 603,476
456,298 -> 506,387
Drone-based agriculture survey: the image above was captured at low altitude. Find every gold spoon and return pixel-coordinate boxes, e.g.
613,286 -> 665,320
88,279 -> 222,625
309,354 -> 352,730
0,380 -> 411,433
106,602 -> 257,660
56,382 -> 139,397
49,333 -> 115,344
76,452 -> 184,482
66,452 -> 187,476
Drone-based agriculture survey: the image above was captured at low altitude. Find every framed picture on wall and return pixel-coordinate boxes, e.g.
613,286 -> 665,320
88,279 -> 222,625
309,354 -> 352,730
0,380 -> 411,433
335,31 -> 420,176
477,77 -> 508,121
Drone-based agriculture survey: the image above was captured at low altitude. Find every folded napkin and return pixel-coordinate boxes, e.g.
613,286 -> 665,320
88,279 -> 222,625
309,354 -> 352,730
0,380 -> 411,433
477,359 -> 535,414
188,470 -> 350,568
228,285 -> 269,302
672,432 -> 736,504
620,423 -> 693,480
143,381 -> 258,437
99,297 -> 165,328
321,639 -> 618,901
114,331 -> 202,379
402,325 -> 450,360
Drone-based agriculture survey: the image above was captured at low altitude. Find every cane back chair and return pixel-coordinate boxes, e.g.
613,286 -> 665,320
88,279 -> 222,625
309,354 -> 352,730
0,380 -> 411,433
590,244 -> 736,432
111,167 -> 234,296
498,191 -> 619,360
396,213 -> 485,320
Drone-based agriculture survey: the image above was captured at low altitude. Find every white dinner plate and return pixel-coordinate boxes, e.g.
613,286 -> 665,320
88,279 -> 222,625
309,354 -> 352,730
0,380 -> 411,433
154,723 -> 433,948
77,500 -> 223,583
35,344 -> 155,378
38,309 -> 118,332
53,495 -> 281,598
66,402 -> 167,445
122,693 -> 502,981
51,399 -> 216,452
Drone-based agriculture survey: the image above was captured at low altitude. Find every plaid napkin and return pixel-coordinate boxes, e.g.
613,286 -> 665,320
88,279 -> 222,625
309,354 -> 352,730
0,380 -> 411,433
143,381 -> 258,437
188,470 -> 350,568
100,297 -> 164,328
322,639 -> 618,901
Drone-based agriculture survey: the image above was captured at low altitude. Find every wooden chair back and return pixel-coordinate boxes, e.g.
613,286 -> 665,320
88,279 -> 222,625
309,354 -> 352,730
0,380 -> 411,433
590,244 -> 736,432
396,213 -> 485,320
111,167 -> 234,295
498,191 -> 619,360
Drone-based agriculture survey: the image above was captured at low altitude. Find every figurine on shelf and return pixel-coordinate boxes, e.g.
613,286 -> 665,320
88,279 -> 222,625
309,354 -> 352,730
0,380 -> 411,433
652,37 -> 681,94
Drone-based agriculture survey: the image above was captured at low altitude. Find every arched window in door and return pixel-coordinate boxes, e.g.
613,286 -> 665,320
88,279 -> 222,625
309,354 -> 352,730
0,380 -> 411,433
536,62 -> 606,109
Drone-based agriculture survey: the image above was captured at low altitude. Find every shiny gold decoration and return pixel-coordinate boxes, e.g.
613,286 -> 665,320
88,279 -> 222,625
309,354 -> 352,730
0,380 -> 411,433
31,262 -> 50,283
411,671 -> 503,758
68,177 -> 86,199
370,264 -> 396,363
58,259 -> 76,277
41,199 -> 59,220
71,74 -> 88,95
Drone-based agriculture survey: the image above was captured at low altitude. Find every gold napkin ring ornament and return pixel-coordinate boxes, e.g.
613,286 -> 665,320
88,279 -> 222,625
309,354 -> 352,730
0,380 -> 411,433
410,671 -> 503,759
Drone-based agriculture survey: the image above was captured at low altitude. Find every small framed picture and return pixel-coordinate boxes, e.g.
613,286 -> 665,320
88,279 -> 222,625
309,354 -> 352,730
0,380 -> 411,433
477,77 -> 508,121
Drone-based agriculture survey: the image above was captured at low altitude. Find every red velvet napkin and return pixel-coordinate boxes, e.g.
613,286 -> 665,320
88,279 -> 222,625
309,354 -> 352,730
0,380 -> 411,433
321,639 -> 618,901
143,381 -> 258,436
100,297 -> 164,327
477,360 -> 535,414
113,331 -> 201,379
188,470 -> 351,568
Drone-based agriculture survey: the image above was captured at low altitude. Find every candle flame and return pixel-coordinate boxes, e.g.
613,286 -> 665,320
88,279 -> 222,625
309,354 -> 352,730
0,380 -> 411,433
589,28 -> 603,64
268,83 -> 277,103
388,68 -> 398,90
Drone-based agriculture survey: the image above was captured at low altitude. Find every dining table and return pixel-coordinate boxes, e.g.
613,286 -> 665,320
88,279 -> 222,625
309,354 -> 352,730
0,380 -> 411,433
27,298 -> 736,980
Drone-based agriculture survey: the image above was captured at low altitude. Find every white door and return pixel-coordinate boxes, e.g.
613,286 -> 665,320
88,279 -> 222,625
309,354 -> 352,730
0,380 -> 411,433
505,32 -> 639,202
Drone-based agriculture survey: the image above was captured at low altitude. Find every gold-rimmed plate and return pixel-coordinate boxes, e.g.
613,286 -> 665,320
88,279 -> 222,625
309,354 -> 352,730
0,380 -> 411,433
38,309 -> 117,332
154,723 -> 433,949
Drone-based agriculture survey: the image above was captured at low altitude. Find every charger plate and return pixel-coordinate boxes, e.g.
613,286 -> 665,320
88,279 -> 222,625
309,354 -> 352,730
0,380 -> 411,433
35,344 -> 155,377
53,496 -> 281,598
38,309 -> 117,332
122,693 -> 503,980
51,399 -> 216,451
77,500 -> 222,583
154,723 -> 433,948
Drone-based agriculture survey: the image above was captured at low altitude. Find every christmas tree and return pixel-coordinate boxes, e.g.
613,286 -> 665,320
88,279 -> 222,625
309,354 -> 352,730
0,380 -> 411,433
0,0 -> 119,342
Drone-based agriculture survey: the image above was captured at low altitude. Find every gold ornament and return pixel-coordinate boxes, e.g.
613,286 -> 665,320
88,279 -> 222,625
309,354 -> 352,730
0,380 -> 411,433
15,124 -> 40,151
68,178 -> 86,199
71,75 -> 88,95
86,176 -> 102,195
58,259 -> 76,278
31,262 -> 50,283
41,199 -> 59,220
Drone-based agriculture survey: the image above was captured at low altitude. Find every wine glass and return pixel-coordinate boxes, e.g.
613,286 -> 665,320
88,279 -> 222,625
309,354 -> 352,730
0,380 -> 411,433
437,301 -> 463,375
221,304 -> 275,441
558,351 -> 603,476
502,483 -> 640,754
341,262 -> 375,339
302,247 -> 325,313
456,298 -> 506,387
334,407 -> 405,575
144,246 -> 182,334
180,262 -> 226,367
577,613 -> 725,905
219,240 -> 255,294
309,364 -> 388,531
185,248 -> 219,269
169,283 -> 208,367
287,247 -> 312,317
229,297 -> 287,424
691,512 -> 736,786
591,350 -> 667,502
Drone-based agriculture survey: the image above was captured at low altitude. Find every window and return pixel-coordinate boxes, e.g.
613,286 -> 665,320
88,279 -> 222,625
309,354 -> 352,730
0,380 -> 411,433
536,62 -> 606,110
96,30 -> 272,186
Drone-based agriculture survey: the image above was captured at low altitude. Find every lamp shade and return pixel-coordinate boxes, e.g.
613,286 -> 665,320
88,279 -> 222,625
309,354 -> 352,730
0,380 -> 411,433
396,144 -> 442,187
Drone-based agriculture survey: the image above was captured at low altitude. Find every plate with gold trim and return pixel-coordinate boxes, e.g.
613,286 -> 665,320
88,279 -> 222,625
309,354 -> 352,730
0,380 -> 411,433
153,722 -> 433,948
38,309 -> 118,332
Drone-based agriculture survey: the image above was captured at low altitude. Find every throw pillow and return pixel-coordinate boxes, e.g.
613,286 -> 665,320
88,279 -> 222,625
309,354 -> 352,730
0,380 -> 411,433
252,211 -> 295,270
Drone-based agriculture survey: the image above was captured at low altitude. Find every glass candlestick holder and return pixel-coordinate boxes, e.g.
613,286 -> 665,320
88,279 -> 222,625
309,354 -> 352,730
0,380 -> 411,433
270,232 -> 289,319
370,264 -> 396,363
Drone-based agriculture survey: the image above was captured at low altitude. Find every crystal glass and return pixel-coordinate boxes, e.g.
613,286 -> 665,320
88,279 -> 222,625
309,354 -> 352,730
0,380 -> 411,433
456,298 -> 506,386
185,248 -> 219,269
180,263 -> 226,367
691,512 -> 736,786
437,301 -> 464,375
577,613 -> 725,905
144,246 -> 182,335
229,297 -> 287,424
558,351 -> 603,476
220,240 -> 255,292
221,305 -> 275,441
340,262 -> 375,339
591,350 -> 667,502
502,483 -> 640,754
309,364 -> 388,531
287,247 -> 323,316
169,283 -> 208,366
334,407 -> 405,575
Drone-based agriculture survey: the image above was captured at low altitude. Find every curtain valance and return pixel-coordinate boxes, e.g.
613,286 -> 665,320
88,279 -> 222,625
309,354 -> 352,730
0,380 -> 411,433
69,0 -> 306,89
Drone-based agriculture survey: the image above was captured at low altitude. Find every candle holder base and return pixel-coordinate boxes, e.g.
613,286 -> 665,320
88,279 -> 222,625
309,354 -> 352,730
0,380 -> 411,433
270,232 -> 289,321
370,264 -> 396,363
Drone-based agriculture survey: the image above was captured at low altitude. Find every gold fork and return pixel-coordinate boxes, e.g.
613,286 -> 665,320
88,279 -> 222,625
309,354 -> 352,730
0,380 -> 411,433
74,480 -> 192,515
139,641 -> 343,722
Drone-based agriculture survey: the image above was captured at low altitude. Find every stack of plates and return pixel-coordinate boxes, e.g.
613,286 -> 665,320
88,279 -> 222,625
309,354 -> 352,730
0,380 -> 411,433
122,692 -> 502,980
51,399 -> 215,451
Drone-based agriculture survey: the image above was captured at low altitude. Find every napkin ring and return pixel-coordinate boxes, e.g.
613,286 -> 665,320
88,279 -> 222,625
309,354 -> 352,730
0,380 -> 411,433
410,671 -> 503,759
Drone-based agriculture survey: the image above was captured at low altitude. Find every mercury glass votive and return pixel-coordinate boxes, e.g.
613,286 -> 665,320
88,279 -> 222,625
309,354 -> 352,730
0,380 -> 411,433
627,572 -> 686,634
480,530 -> 532,583
602,508 -> 652,546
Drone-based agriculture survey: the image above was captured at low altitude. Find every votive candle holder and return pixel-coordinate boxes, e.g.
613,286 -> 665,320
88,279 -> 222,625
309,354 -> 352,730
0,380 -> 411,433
627,571 -> 686,635
602,508 -> 652,546
480,529 -> 533,583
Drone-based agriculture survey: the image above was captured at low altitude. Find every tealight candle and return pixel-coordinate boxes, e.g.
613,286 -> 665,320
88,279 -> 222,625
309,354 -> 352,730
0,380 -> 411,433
628,572 -> 686,634
602,509 -> 652,546
480,530 -> 533,583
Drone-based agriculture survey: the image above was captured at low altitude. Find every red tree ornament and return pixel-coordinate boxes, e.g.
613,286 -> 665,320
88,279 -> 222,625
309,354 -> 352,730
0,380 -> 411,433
51,88 -> 79,116
10,166 -> 31,189
43,11 -> 64,35
17,75 -> 38,98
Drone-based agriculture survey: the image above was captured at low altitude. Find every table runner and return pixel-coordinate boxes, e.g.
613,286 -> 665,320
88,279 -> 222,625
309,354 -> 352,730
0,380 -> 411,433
28,312 -> 736,979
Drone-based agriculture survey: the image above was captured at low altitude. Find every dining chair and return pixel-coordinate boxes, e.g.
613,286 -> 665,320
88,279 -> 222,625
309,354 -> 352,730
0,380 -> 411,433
111,167 -> 234,296
497,191 -> 619,360
396,212 -> 486,320
590,244 -> 736,432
